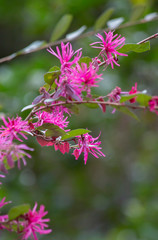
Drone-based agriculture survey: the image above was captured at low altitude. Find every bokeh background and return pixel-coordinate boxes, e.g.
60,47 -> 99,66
0,0 -> 158,239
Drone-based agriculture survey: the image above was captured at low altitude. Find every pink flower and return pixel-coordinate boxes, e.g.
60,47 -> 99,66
0,140 -> 33,172
72,133 -> 105,164
0,116 -> 29,142
0,197 -> 11,229
74,63 -> 103,94
0,197 -> 11,209
129,82 -> 139,103
54,141 -> 70,154
47,42 -> 82,70
107,87 -> 122,103
21,203 -> 52,240
35,106 -> 69,130
148,96 -> 158,115
53,74 -> 82,101
90,31 -> 127,69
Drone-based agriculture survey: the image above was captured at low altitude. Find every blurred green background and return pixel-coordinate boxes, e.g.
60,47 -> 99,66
0,0 -> 158,239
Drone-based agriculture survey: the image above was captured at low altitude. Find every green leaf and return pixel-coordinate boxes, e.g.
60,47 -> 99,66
66,25 -> 87,40
21,104 -> 35,112
63,104 -> 79,114
17,41 -> 47,55
50,14 -> 73,42
8,204 -> 30,221
94,8 -> 114,30
114,106 -> 139,121
85,102 -> 99,109
61,129 -> 91,140
36,123 -> 56,130
130,4 -> 146,22
118,42 -> 150,54
78,57 -> 92,67
120,92 -> 151,106
136,94 -> 152,106
45,125 -> 66,137
44,66 -> 61,87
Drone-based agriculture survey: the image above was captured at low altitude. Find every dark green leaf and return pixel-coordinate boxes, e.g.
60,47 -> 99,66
114,106 -> 139,121
94,8 -> 114,30
44,66 -> 61,87
61,129 -> 91,140
118,42 -> 150,54
45,125 -> 66,137
8,204 -> 30,221
78,57 -> 92,67
50,14 -> 73,42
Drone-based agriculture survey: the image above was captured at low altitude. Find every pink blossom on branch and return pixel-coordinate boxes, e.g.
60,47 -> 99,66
47,42 -> 82,70
0,139 -> 34,172
0,197 -> 11,229
72,133 -> 105,164
90,31 -> 127,69
0,116 -> 30,142
35,106 -> 69,130
128,82 -> 139,103
74,62 -> 103,95
148,96 -> 158,115
21,203 -> 52,240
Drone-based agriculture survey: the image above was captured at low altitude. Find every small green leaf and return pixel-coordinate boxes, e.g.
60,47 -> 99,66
94,8 -> 114,30
61,129 -> 91,140
8,204 -> 30,221
78,57 -> 92,67
50,14 -> 73,42
118,42 -> 150,54
114,106 -> 139,121
45,125 -> 66,137
44,66 -> 61,87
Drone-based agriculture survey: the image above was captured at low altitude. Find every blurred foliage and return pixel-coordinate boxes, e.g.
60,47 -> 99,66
0,0 -> 158,239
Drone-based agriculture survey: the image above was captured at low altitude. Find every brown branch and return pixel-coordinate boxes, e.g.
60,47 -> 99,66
25,100 -> 147,121
0,16 -> 158,64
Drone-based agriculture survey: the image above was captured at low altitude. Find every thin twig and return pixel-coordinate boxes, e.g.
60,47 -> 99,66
0,16 -> 158,64
137,32 -> 158,44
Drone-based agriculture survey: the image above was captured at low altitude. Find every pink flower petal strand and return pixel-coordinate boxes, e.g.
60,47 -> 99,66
90,31 -> 127,69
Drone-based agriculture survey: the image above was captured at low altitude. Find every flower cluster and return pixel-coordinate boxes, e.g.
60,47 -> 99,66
0,117 -> 33,172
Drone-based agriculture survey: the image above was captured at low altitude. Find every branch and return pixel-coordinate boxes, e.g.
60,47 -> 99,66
0,16 -> 158,64
25,100 -> 148,121
137,32 -> 158,44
